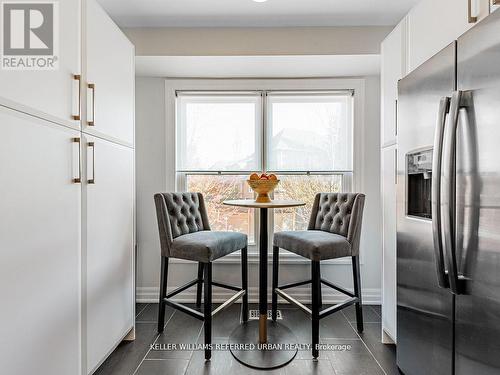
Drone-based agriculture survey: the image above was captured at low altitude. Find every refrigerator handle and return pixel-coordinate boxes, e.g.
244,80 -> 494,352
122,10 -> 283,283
457,92 -> 479,288
432,96 -> 451,289
442,91 -> 465,295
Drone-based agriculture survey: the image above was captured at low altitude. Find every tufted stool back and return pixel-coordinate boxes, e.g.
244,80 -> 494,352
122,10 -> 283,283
154,192 -> 211,257
308,193 -> 365,255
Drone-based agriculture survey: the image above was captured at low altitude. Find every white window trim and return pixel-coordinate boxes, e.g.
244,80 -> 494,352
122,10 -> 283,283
165,78 -> 366,265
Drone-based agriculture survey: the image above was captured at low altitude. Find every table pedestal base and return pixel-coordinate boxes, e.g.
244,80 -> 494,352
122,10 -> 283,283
228,320 -> 298,370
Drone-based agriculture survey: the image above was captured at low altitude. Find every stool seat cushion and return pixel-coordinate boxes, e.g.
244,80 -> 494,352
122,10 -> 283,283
171,231 -> 247,263
273,230 -> 351,261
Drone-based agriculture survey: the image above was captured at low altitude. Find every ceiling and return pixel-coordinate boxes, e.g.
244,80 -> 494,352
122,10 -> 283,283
98,0 -> 419,28
135,55 -> 380,78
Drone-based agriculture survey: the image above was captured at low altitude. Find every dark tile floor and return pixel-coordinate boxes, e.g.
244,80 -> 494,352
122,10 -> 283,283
95,303 -> 398,375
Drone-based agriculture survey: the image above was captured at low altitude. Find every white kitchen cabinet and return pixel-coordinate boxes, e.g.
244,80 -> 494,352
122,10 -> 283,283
84,135 -> 134,373
85,0 -> 135,145
0,1 -> 135,373
381,19 -> 406,147
0,0 -> 81,127
381,145 -> 397,343
408,0 -> 490,72
0,106 -> 81,375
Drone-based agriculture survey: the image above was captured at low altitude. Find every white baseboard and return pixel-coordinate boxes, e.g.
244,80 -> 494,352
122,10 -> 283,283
136,286 -> 381,305
382,326 -> 396,344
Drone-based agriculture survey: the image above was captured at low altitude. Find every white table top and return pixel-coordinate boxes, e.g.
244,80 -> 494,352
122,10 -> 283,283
223,199 -> 305,209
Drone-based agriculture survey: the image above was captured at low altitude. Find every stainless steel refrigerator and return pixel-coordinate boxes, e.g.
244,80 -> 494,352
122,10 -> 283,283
397,9 -> 500,375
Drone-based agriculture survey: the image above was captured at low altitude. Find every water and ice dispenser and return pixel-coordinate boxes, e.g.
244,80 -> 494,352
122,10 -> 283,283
407,148 -> 433,219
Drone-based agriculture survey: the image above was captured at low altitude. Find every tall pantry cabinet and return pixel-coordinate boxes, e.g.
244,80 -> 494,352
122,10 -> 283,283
380,17 -> 407,344
0,1 -> 135,374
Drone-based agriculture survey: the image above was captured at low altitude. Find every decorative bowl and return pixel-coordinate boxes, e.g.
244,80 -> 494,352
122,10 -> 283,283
247,179 -> 280,203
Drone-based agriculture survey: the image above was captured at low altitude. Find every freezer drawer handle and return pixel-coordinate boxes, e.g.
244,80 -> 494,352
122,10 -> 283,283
432,96 -> 450,289
442,91 -> 466,295
72,137 -> 81,184
88,142 -> 95,184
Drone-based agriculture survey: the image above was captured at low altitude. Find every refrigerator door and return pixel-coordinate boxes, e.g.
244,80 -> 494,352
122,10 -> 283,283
455,10 -> 500,375
397,43 -> 455,375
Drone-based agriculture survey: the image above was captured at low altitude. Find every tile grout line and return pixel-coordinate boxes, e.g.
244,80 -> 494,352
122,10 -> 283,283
370,305 -> 382,318
135,303 -> 149,319
131,310 -> 177,375
184,319 -> 205,375
341,310 -> 388,375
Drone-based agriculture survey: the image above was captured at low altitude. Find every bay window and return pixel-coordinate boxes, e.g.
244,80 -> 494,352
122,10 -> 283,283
176,90 -> 354,247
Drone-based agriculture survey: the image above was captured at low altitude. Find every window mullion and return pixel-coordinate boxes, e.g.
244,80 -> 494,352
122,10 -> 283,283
262,91 -> 279,247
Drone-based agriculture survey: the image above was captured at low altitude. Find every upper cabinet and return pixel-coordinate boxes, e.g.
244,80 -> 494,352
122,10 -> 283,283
0,0 -> 81,127
407,0 -> 491,72
85,0 -> 135,146
381,18 -> 407,147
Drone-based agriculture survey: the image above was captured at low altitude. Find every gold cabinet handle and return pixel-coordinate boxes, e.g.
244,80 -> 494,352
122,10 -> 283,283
72,137 -> 81,183
88,142 -> 96,184
87,83 -> 96,126
72,75 -> 81,121
468,0 -> 478,23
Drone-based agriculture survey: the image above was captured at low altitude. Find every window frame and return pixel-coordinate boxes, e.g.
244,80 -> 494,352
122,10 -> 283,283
167,78 -> 366,265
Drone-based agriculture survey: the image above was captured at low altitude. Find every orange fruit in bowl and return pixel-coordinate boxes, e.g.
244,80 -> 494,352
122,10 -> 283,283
247,175 -> 280,203
269,174 -> 278,180
249,173 -> 260,180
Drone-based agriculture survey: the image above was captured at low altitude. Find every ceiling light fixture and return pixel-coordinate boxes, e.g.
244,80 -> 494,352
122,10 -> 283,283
253,0 -> 268,3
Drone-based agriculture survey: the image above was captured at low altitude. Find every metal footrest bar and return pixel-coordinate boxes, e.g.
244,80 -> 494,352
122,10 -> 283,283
319,297 -> 358,319
321,278 -> 355,298
163,298 -> 204,320
211,281 -> 242,292
275,288 -> 312,316
164,284 -> 246,321
166,279 -> 198,299
211,290 -> 246,317
279,279 -> 312,290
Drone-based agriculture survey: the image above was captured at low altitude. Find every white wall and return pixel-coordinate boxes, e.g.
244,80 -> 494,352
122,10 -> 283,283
135,78 -> 168,290
135,76 -> 381,304
124,27 -> 391,56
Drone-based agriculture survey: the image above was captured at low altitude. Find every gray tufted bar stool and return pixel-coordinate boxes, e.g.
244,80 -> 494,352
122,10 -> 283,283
272,192 -> 365,359
154,192 -> 249,360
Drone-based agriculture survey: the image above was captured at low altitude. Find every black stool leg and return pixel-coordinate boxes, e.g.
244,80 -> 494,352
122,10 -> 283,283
352,255 -> 363,333
158,257 -> 169,333
312,260 -> 321,359
241,247 -> 249,322
196,262 -> 204,307
272,245 -> 279,322
204,262 -> 212,360
318,262 -> 323,310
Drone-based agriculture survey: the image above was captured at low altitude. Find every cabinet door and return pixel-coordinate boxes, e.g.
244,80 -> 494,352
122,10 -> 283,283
382,146 -> 397,343
0,106 -> 81,374
381,21 -> 405,146
85,0 -> 135,145
0,0 -> 81,127
408,0 -> 490,73
84,135 -> 134,373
